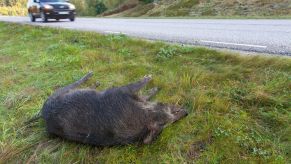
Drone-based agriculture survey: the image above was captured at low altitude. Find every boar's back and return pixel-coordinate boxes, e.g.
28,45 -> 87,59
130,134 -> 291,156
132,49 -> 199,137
42,88 -> 149,146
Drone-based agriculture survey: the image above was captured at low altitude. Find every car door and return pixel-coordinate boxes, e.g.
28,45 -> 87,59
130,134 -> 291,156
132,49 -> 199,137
28,0 -> 40,15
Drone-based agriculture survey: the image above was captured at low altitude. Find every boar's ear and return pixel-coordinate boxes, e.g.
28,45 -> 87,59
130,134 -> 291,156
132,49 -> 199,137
143,123 -> 163,144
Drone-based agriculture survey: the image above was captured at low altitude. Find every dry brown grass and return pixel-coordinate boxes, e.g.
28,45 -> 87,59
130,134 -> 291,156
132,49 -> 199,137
115,0 -> 291,17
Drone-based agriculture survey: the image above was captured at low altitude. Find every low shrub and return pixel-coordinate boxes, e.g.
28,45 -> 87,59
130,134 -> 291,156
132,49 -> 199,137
96,1 -> 107,15
139,0 -> 154,4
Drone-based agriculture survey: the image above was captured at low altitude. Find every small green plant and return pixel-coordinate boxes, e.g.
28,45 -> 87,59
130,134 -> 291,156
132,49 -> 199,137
179,45 -> 194,54
139,0 -> 154,4
156,47 -> 177,60
106,34 -> 128,41
214,127 -> 231,137
95,1 -> 107,15
117,48 -> 132,56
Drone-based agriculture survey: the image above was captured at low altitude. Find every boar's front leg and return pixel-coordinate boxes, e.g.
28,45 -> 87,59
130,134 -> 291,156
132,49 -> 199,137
120,75 -> 152,94
143,123 -> 163,144
140,87 -> 159,101
54,71 -> 93,96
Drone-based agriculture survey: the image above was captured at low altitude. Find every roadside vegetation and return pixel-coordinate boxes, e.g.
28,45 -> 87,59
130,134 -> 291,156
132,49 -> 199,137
0,22 -> 290,163
1,0 -> 291,18
0,0 -> 27,16
135,0 -> 291,17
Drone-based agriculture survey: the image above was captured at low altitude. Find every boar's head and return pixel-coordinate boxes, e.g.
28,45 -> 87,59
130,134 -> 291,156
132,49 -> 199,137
147,102 -> 188,127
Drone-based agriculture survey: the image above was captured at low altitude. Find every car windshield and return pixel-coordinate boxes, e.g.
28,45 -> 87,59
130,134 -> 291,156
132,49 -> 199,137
40,0 -> 66,2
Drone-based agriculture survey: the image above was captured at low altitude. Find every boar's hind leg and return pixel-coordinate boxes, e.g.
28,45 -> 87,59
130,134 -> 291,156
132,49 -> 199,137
121,75 -> 152,93
54,71 -> 93,96
141,87 -> 159,101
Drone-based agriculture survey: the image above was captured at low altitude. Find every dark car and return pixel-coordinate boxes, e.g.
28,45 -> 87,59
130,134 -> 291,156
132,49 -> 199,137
27,0 -> 76,22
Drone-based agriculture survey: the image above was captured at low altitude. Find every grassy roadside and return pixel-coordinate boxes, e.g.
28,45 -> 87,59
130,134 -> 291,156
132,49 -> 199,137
103,0 -> 291,18
0,22 -> 290,163
108,15 -> 291,19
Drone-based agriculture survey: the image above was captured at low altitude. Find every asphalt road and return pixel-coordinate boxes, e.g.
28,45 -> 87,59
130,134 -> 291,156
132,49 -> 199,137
1,16 -> 291,56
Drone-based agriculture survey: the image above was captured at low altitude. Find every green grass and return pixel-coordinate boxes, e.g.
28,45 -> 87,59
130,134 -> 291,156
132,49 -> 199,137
0,22 -> 290,163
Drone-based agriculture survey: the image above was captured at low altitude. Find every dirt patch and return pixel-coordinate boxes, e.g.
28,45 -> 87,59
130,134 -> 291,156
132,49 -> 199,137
0,55 -> 14,64
187,136 -> 214,159
122,3 -> 155,17
103,1 -> 139,16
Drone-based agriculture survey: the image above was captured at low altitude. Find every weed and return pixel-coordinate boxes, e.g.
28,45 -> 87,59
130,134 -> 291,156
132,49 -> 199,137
106,34 -> 128,42
156,46 -> 177,60
117,48 -> 132,57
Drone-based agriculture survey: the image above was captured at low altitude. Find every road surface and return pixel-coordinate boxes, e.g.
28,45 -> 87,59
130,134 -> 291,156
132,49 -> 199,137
1,16 -> 291,56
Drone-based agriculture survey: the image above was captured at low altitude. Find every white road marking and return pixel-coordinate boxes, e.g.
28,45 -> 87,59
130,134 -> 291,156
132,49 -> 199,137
200,40 -> 267,49
104,31 -> 127,35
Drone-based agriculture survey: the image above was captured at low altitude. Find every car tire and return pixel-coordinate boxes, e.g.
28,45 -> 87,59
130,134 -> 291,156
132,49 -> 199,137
41,12 -> 48,22
69,15 -> 75,22
29,13 -> 36,22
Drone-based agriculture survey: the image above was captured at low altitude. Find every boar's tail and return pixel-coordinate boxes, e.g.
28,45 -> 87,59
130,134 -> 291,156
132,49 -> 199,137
24,111 -> 42,125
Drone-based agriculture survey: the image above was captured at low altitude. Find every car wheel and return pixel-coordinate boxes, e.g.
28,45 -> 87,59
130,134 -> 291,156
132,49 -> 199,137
41,12 -> 48,22
69,15 -> 75,22
29,13 -> 36,22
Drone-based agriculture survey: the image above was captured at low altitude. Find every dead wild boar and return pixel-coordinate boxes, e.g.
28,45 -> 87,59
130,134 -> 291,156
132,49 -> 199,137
41,72 -> 188,146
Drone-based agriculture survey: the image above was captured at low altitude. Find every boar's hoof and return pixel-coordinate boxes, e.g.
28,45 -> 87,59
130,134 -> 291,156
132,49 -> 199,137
143,74 -> 153,81
90,81 -> 101,89
95,81 -> 101,87
87,71 -> 93,77
150,87 -> 159,93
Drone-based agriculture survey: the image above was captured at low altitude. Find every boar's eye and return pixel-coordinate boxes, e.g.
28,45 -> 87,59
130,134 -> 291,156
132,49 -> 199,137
172,110 -> 180,114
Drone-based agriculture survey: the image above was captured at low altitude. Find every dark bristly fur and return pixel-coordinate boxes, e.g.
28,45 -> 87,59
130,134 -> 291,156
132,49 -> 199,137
41,72 -> 188,146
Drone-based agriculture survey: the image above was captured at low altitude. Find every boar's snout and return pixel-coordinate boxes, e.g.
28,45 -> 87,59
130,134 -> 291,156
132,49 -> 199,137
180,108 -> 188,117
168,106 -> 188,123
